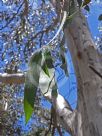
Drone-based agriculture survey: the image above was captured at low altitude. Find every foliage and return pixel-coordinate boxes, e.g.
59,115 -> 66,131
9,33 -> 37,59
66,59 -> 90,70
98,14 -> 102,21
24,49 -> 55,123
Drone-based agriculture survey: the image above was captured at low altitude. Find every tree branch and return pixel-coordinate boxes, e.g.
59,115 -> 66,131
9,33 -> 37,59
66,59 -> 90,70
0,72 -> 76,134
0,1 -> 24,30
51,93 -> 76,135
0,73 -> 25,84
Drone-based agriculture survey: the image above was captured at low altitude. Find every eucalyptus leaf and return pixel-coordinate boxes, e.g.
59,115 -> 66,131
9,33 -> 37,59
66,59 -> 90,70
42,62 -> 50,77
44,50 -> 53,69
24,72 -> 37,124
29,50 -> 42,67
24,50 -> 42,124
84,5 -> 90,12
29,50 -> 42,86
59,47 -> 69,77
98,14 -> 102,21
61,63 -> 68,77
83,0 -> 91,6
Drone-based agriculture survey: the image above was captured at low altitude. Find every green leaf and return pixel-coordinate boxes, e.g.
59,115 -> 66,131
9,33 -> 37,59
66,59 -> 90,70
29,50 -> 42,67
24,50 -> 42,124
42,62 -> 50,77
83,0 -> 91,6
29,50 -> 42,86
44,50 -> 53,69
61,63 -> 68,76
84,5 -> 90,11
24,72 -> 37,124
41,50 -> 53,77
98,14 -> 102,21
51,83 -> 58,98
24,97 -> 33,124
59,47 -> 69,77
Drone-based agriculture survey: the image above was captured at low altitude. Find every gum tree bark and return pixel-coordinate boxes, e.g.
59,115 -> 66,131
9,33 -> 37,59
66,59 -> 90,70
51,0 -> 102,136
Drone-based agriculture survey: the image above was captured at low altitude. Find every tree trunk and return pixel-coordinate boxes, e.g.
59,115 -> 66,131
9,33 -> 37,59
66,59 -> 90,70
51,0 -> 102,136
64,12 -> 102,136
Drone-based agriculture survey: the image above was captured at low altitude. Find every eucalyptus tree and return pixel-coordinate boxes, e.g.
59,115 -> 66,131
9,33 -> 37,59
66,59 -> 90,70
0,0 -> 102,136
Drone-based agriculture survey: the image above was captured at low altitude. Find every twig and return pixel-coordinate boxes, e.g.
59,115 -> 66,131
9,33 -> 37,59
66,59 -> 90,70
30,19 -> 58,41
57,126 -> 63,136
0,1 -> 24,30
44,73 -> 55,95
0,73 -> 25,84
44,108 -> 53,136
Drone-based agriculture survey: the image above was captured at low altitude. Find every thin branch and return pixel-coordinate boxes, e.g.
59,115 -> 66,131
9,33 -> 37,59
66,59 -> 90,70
52,126 -> 55,136
57,126 -> 63,136
44,108 -> 53,136
0,72 -> 76,134
30,19 -> 58,41
0,1 -> 24,30
0,73 -> 25,84
39,27 -> 44,48
23,0 -> 29,17
44,73 -> 55,95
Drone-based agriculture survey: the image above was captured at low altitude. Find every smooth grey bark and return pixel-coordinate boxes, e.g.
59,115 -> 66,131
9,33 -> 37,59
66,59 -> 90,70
51,0 -> 102,136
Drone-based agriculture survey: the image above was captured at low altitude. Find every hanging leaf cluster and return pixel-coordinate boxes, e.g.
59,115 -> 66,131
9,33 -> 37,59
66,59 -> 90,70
24,49 -> 56,123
